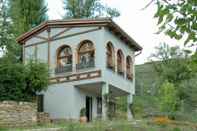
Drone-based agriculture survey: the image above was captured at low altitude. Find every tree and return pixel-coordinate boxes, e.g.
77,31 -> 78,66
63,0 -> 120,18
159,81 -> 180,115
150,43 -> 197,111
0,56 -> 27,101
2,0 -> 48,60
0,56 -> 49,102
0,0 -> 13,53
150,0 -> 197,46
25,60 -> 49,98
150,43 -> 194,85
9,0 -> 48,36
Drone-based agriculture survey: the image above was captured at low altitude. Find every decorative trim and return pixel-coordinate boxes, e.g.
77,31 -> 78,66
25,40 -> 47,48
49,70 -> 101,84
24,27 -> 101,48
52,27 -> 101,41
47,28 -> 51,68
51,28 -> 72,39
35,35 -> 48,41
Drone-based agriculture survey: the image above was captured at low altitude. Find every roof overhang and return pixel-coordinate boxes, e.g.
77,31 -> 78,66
16,18 -> 142,51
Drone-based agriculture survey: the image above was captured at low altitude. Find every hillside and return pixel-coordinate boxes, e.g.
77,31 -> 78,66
135,62 -> 159,96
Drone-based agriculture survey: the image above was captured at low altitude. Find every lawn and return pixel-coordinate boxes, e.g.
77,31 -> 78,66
0,119 -> 196,131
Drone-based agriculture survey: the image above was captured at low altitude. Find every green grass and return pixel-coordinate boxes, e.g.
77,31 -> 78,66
0,120 -> 196,131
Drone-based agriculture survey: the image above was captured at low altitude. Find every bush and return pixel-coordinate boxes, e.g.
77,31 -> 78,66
80,108 -> 86,117
159,81 -> 180,116
25,60 -> 49,97
0,60 -> 27,101
0,58 -> 49,102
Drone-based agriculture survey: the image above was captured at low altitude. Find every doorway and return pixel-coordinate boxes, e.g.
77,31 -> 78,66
86,96 -> 93,122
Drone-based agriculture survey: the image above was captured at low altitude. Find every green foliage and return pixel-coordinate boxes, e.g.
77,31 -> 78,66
172,127 -> 181,131
63,0 -> 120,18
25,60 -> 49,97
151,43 -> 195,86
135,62 -> 160,96
0,57 -> 27,101
0,0 -> 48,61
0,57 -> 49,102
150,43 -> 197,112
80,107 -> 86,116
9,0 -> 48,36
0,0 -> 16,53
159,81 -> 180,114
154,0 -> 197,46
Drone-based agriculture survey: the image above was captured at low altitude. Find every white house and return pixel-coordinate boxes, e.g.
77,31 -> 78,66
17,18 -> 142,121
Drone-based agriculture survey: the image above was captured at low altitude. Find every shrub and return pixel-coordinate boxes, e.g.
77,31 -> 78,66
0,57 -> 49,102
0,60 -> 27,101
25,60 -> 49,98
80,108 -> 86,117
159,81 -> 180,116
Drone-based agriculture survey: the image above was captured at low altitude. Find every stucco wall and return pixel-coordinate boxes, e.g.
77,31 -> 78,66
101,27 -> 135,94
43,82 -> 98,120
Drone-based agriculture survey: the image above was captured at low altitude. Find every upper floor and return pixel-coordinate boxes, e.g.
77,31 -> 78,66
17,18 -> 142,94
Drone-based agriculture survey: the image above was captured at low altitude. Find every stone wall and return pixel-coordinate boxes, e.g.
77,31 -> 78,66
37,112 -> 51,124
0,101 -> 37,127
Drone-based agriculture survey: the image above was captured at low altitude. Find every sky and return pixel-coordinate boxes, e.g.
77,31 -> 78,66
47,0 -> 185,64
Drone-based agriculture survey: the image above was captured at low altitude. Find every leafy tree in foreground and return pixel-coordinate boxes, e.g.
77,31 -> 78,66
63,0 -> 120,18
0,57 -> 27,101
25,60 -> 49,98
0,57 -> 49,102
152,0 -> 197,46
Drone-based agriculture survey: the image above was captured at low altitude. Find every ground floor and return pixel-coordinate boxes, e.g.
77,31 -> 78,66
38,81 -> 133,121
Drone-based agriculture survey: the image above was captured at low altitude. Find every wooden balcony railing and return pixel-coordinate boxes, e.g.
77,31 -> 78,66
107,60 -> 115,70
117,66 -> 124,76
76,58 -> 95,70
127,73 -> 133,80
55,64 -> 72,74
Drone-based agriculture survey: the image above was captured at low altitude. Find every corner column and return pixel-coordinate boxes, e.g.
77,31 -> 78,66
102,83 -> 109,120
72,46 -> 77,73
127,94 -> 134,121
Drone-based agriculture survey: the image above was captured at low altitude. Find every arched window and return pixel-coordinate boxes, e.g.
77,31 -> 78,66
126,56 -> 133,80
117,50 -> 124,75
57,45 -> 72,66
77,40 -> 95,69
106,42 -> 115,70
56,45 -> 72,73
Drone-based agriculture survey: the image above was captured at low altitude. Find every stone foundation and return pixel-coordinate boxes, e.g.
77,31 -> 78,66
37,112 -> 51,124
0,101 -> 37,127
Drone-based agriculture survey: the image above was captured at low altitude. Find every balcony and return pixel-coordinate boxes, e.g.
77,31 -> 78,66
127,73 -> 133,81
55,64 -> 72,74
107,60 -> 115,71
76,58 -> 95,70
117,66 -> 124,77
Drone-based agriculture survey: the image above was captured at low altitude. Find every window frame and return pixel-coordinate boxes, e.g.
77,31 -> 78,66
56,45 -> 72,67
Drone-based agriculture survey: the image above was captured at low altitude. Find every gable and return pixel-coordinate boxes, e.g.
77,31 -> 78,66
17,18 -> 142,51
24,26 -> 101,47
